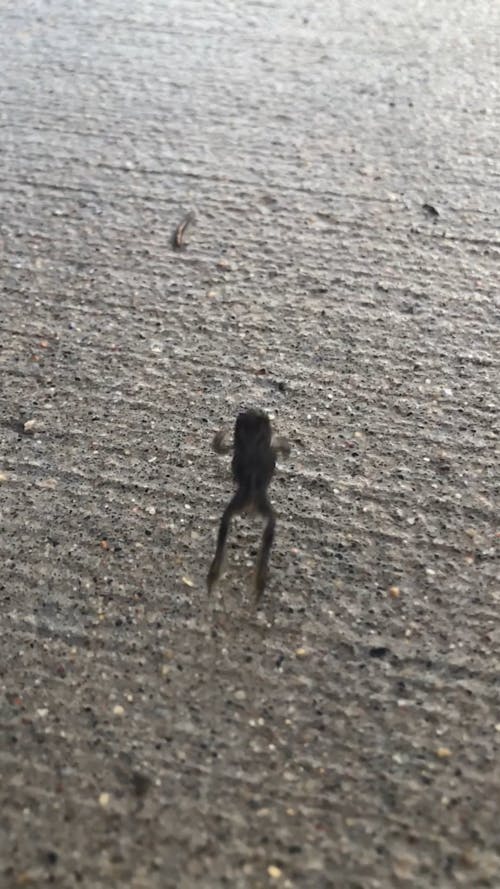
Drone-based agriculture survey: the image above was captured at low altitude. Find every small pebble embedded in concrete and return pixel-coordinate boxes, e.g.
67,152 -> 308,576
435,747 -> 452,758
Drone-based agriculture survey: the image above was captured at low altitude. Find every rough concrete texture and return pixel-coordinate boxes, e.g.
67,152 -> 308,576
0,0 -> 499,887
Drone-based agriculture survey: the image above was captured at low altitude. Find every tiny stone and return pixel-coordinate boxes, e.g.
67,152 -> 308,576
436,747 -> 452,758
389,585 -> 400,598
0,471 -> 7,483
234,689 -> 246,701
36,478 -> 58,490
393,853 -> 417,880
112,704 -> 125,716
36,708 -> 49,718
295,648 -> 307,657
98,792 -> 110,808
267,865 -> 282,879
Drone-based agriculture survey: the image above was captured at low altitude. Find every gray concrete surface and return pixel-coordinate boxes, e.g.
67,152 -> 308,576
1,0 -> 499,886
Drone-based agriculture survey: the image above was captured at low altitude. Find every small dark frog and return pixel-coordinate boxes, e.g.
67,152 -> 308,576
207,409 -> 290,602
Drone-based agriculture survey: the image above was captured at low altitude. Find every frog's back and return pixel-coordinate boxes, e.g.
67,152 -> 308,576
231,409 -> 276,498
